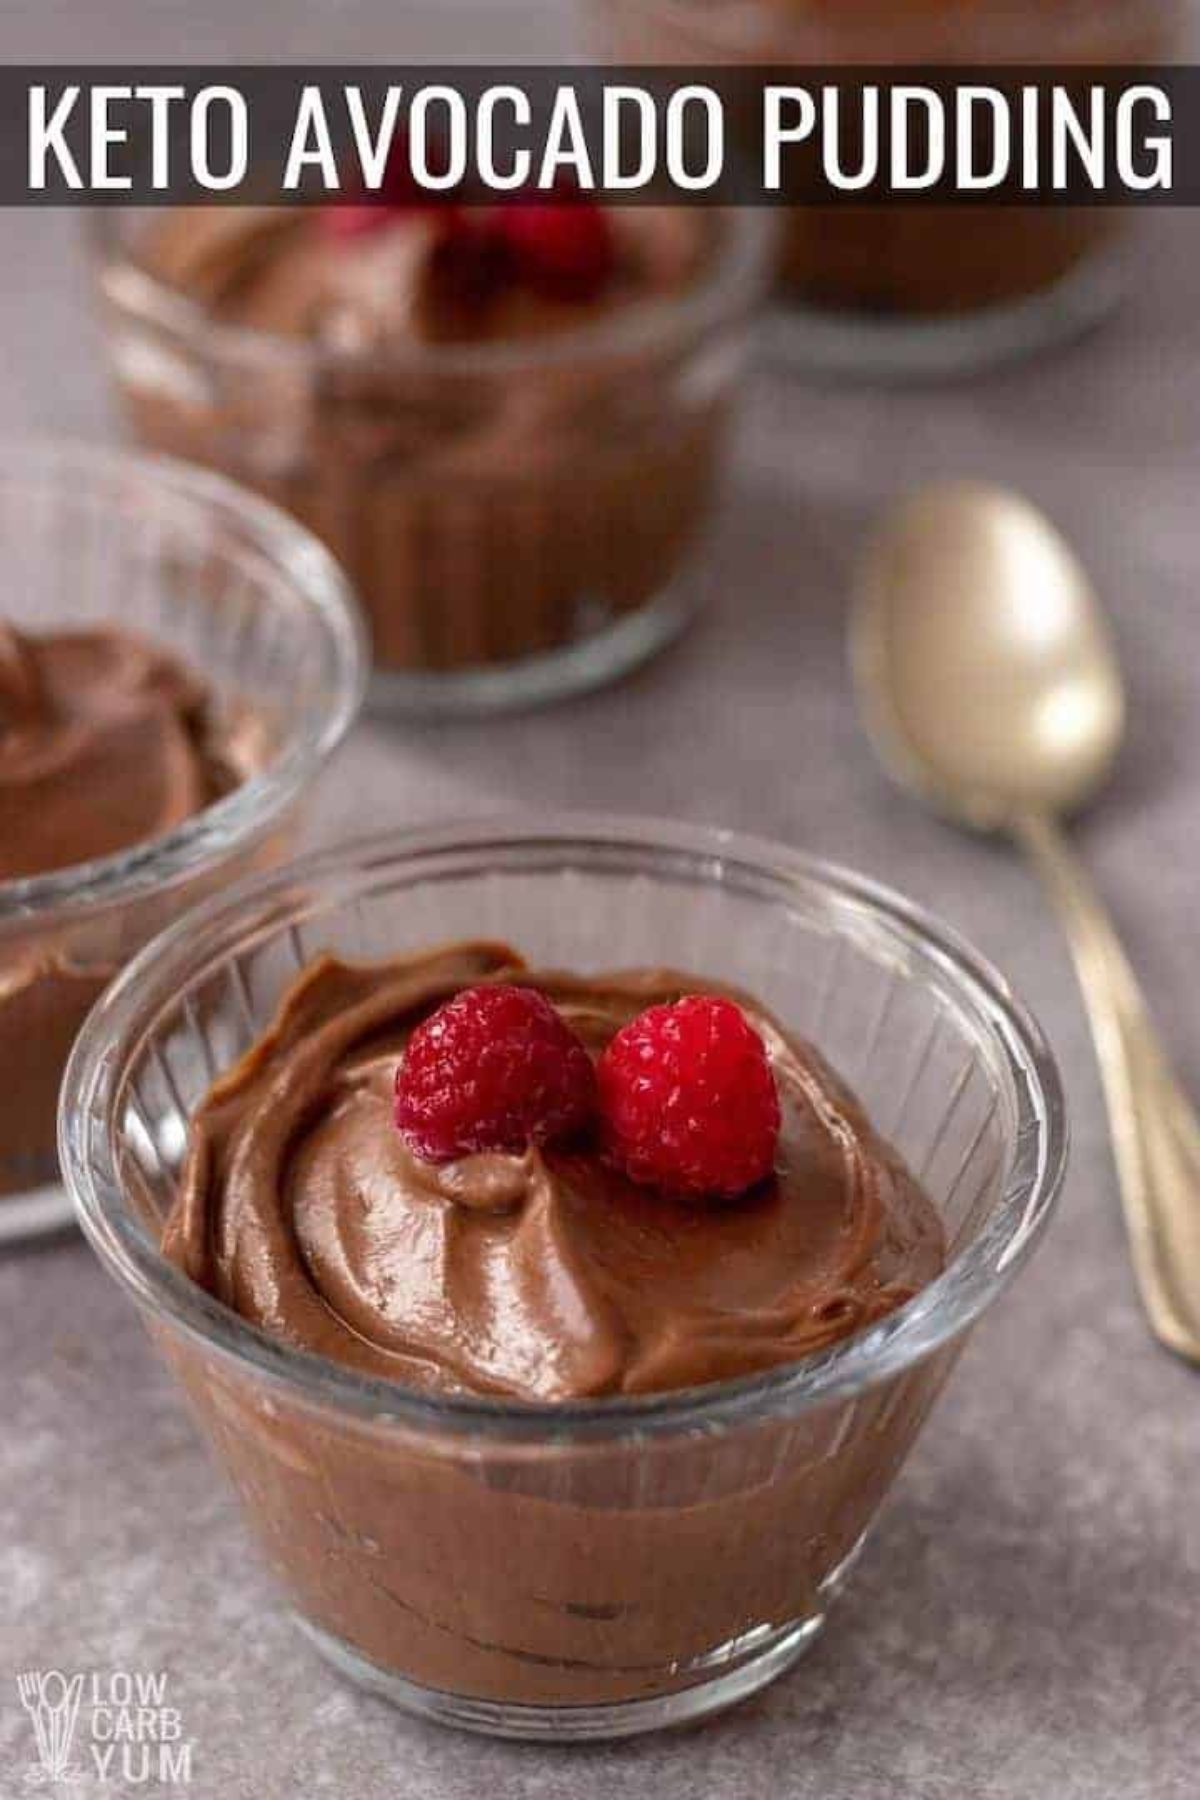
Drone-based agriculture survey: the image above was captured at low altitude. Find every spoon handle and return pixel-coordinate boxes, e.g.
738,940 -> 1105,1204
1015,811 -> 1200,1365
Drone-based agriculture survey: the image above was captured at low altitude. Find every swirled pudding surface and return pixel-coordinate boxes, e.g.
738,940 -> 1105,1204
166,942 -> 944,1401
0,619 -> 264,1197
0,622 -> 247,880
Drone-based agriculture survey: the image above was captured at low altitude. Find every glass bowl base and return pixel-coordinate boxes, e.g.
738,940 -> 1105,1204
366,582 -> 698,721
763,240 -> 1129,381
293,1611 -> 825,1742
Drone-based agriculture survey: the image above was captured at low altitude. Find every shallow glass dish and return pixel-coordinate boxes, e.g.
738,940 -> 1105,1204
0,440 -> 366,1240
91,208 -> 772,716
62,818 -> 1066,1740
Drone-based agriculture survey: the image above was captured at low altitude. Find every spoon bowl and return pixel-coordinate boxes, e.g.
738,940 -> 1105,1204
852,480 -> 1125,829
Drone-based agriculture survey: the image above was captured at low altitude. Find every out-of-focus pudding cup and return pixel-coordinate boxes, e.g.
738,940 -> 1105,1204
90,208 -> 772,716
62,818 -> 1066,1740
0,442 -> 366,1239
598,0 -> 1183,376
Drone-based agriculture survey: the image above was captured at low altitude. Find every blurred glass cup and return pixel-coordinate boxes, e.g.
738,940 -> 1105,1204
597,0 -> 1184,375
91,207 -> 772,715
0,443 -> 364,1238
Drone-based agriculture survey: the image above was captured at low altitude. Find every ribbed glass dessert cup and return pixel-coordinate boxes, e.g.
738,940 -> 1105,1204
597,0 -> 1183,376
0,441 -> 366,1239
90,207 -> 772,715
62,819 -> 1065,1740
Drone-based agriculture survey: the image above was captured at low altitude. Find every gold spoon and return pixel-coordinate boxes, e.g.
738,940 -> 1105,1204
851,478 -> 1200,1365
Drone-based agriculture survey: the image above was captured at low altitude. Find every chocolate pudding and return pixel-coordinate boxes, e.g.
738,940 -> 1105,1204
99,201 -> 754,691
159,940 -> 948,1705
603,0 -> 1179,330
0,623 -> 259,1195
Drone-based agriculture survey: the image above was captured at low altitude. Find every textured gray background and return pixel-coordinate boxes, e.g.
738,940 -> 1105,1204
2,5 -> 1200,1797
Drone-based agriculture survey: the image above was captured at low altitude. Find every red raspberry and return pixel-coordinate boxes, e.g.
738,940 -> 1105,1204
598,996 -> 781,1198
499,198 -> 615,300
427,210 -> 513,311
394,984 -> 597,1163
323,199 -> 390,242
322,134 -> 459,240
323,192 -> 464,243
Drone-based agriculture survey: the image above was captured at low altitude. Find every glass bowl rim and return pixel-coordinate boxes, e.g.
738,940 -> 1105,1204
0,438 -> 369,924
87,205 -> 774,381
61,814 -> 1068,1442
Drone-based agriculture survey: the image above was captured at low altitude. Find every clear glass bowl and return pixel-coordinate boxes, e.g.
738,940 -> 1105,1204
61,818 -> 1066,1740
598,0 -> 1184,377
1,440 -> 366,1239
90,209 -> 772,715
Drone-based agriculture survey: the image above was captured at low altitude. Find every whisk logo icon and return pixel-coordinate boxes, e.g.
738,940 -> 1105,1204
16,1670 -> 85,1784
